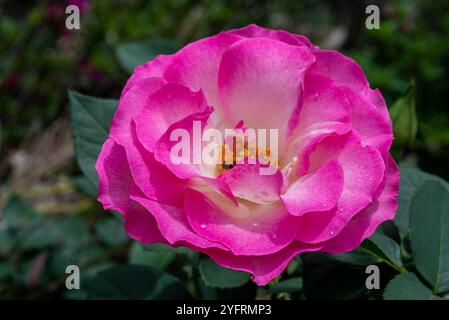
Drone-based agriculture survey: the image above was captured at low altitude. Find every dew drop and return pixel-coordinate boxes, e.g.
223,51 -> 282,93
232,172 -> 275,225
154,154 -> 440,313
200,224 -> 207,229
330,230 -> 335,236
260,191 -> 269,197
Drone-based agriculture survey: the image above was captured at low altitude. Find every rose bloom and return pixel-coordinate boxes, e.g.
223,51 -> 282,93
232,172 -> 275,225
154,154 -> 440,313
96,24 -> 399,285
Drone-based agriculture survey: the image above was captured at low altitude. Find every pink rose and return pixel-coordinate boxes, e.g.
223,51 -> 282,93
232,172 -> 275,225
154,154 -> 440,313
96,24 -> 399,285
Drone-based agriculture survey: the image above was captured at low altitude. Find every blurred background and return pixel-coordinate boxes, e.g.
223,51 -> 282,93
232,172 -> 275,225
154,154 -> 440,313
1,0 -> 448,299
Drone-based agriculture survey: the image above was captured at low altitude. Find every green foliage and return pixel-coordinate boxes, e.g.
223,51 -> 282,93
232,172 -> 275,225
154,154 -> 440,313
360,233 -> 404,272
410,180 -> 449,294
269,277 -> 303,294
390,80 -> 418,147
383,273 -> 442,300
88,265 -> 187,299
395,163 -> 445,234
69,91 -> 118,186
115,39 -> 177,73
129,242 -> 175,269
198,258 -> 250,289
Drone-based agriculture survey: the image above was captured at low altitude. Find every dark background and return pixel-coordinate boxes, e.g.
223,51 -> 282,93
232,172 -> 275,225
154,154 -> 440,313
1,0 -> 448,299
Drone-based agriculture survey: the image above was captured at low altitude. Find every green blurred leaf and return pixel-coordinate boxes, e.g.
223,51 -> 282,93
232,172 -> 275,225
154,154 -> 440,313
115,39 -> 177,73
17,218 -> 58,250
395,164 -> 444,234
88,265 -> 186,299
73,175 -> 98,198
95,218 -> 128,246
52,216 -> 90,251
1,194 -> 37,229
69,90 -> 117,187
328,247 -> 381,266
129,241 -> 174,269
410,179 -> 449,293
390,79 -> 417,146
302,253 -> 367,300
198,258 -> 250,289
383,272 -> 442,300
360,233 -> 404,272
269,277 -> 303,294
0,230 -> 15,254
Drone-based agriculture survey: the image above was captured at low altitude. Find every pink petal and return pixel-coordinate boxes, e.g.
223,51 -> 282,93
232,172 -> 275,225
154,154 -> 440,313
309,50 -> 390,118
153,108 -> 214,179
184,188 -> 299,256
96,138 -> 165,243
281,159 -> 344,216
164,32 -> 242,124
121,55 -> 172,98
134,83 -> 208,152
203,241 -> 323,285
127,124 -> 186,206
130,191 -> 228,251
229,23 -> 313,48
298,72 -> 351,130
218,37 -> 315,142
322,154 -> 399,252
110,77 -> 166,146
218,162 -> 284,204
345,88 -> 393,157
295,132 -> 385,243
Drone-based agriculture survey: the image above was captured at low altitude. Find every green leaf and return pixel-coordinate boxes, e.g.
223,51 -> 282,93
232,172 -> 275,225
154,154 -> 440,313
95,218 -> 128,246
302,253 -> 367,299
115,39 -> 177,73
269,277 -> 303,294
73,175 -> 98,198
198,258 -> 250,289
1,194 -> 37,229
410,179 -> 449,293
0,231 -> 14,254
88,265 -> 186,299
360,233 -> 404,272
395,164 -> 443,234
17,218 -> 59,250
328,247 -> 381,266
52,216 -> 90,251
142,243 -> 191,254
69,90 -> 117,187
390,79 -> 417,146
383,272 -> 442,300
129,242 -> 174,269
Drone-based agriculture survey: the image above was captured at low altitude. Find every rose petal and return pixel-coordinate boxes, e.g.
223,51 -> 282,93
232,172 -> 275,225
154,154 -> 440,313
153,108 -> 214,179
134,83 -> 208,152
295,133 -> 385,243
96,138 -> 165,243
281,159 -> 344,216
184,188 -> 299,256
164,32 -> 242,124
219,162 -> 283,204
218,37 -> 315,143
131,190 -> 229,251
202,241 -> 323,285
322,154 -> 399,252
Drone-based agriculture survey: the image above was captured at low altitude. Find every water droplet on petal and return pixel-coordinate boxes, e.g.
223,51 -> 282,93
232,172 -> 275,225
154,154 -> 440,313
330,230 -> 335,236
260,191 -> 269,197
200,224 -> 207,229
